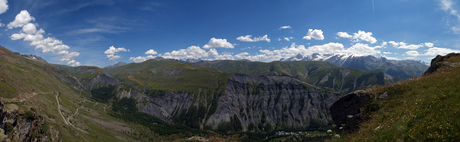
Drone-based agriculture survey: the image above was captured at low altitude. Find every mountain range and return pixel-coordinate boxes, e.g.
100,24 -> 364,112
280,53 -> 429,79
0,44 -> 445,141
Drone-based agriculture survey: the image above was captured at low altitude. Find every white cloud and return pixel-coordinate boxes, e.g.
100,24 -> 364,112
307,42 -> 345,54
129,55 -> 156,63
7,10 -> 35,29
337,30 -> 377,44
424,47 -> 460,56
0,0 -> 8,15
283,37 -> 293,41
236,35 -> 270,42
336,32 -> 352,38
351,30 -> 377,44
425,42 -> 434,47
279,26 -> 292,30
9,11 -> 80,66
278,38 -> 281,41
145,49 -> 158,55
388,41 -> 424,49
406,51 -> 420,57
161,46 -> 218,60
213,52 -> 234,60
346,43 -> 381,56
203,38 -> 234,49
67,60 -> 81,67
303,29 -> 324,40
22,23 -> 37,34
104,46 -> 128,61
388,41 -> 400,47
398,44 -> 424,50
383,52 -> 393,54
61,51 -> 80,61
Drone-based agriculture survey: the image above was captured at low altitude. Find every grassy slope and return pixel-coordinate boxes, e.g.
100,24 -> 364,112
195,60 -> 389,93
332,60 -> 460,141
0,46 -> 166,141
52,64 -> 106,83
106,59 -> 233,93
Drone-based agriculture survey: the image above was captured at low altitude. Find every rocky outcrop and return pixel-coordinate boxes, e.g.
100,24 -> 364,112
140,91 -> 195,124
21,54 -> 47,63
329,90 -> 389,135
84,73 -> 120,90
424,53 -> 460,75
0,101 -> 53,141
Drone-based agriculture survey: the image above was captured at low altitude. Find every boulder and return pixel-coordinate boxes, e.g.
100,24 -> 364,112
329,90 -> 370,134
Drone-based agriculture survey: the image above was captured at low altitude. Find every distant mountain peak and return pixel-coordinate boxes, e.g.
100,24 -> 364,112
103,61 -> 128,70
186,58 -> 203,63
280,53 -> 429,79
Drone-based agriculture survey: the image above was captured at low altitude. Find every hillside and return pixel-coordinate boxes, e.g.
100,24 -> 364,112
329,53 -> 460,141
51,64 -> 119,90
104,59 -> 232,93
190,60 -> 396,93
0,45 -> 181,141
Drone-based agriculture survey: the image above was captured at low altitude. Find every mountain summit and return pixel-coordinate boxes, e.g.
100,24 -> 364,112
281,53 -> 429,79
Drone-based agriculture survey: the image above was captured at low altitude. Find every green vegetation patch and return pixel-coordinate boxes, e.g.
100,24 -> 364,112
333,67 -> 460,141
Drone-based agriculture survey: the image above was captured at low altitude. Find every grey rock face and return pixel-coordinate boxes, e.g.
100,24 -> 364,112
0,101 -> 48,141
21,54 -> 47,63
84,73 -> 120,90
139,73 -> 344,131
205,73 -> 343,130
140,91 -> 197,124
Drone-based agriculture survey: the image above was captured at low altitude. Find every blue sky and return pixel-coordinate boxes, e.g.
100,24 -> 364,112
1,0 -> 460,67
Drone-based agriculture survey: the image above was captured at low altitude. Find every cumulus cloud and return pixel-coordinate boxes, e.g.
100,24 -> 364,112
388,41 -> 424,49
352,31 -> 377,44
129,55 -> 156,63
203,38 -> 234,49
383,52 -> 393,54
337,31 -> 377,44
283,37 -> 293,41
336,32 -> 352,38
7,10 -> 35,29
145,49 -> 158,55
424,47 -> 460,56
406,51 -> 420,57
236,35 -> 270,42
425,42 -> 434,47
302,29 -> 324,40
160,46 -> 219,60
0,0 -> 8,15
67,60 -> 81,67
104,46 -> 128,61
9,11 -> 81,66
279,26 -> 292,30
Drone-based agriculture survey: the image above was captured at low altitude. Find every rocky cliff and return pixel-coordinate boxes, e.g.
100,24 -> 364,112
0,101 -> 55,141
141,73 -> 344,132
424,53 -> 460,75
206,73 -> 342,131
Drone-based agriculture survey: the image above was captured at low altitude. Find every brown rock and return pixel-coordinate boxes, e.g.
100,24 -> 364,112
329,90 -> 370,134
